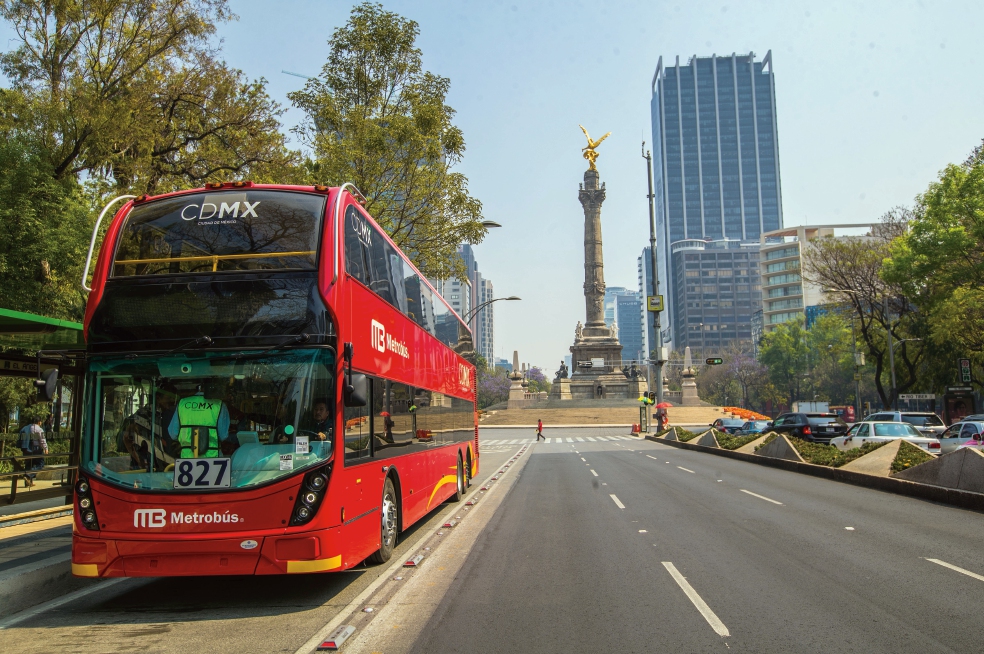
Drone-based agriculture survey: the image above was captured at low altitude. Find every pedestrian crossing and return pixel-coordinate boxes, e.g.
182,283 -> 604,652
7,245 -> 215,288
481,435 -> 638,445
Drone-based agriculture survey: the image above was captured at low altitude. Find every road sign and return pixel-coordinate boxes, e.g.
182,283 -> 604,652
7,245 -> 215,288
959,358 -> 972,383
646,295 -> 664,312
853,373 -> 862,381
705,357 -> 723,365
947,386 -> 973,392
898,394 -> 935,401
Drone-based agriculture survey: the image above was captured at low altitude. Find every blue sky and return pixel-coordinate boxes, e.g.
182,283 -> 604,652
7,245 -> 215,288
19,0 -> 982,371
216,1 -> 983,370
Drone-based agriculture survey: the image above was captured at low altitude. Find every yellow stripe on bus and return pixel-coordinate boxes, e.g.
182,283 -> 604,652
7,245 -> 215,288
286,555 -> 342,573
72,563 -> 99,577
427,474 -> 458,510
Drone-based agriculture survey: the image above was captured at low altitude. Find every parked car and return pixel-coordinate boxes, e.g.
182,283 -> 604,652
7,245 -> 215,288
861,411 -> 946,437
709,418 -> 747,434
770,412 -> 848,444
938,420 -> 984,454
830,421 -> 941,454
736,420 -> 772,436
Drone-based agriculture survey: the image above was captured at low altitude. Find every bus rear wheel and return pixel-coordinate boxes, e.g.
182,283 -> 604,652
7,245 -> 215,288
449,456 -> 465,503
368,478 -> 398,564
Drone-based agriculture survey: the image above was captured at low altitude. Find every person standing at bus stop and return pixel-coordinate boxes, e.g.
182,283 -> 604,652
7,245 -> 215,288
18,415 -> 47,487
536,418 -> 544,441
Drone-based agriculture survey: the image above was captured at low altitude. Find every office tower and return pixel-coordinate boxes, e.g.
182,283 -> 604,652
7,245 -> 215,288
650,51 -> 783,350
474,276 -> 495,362
616,294 -> 644,363
637,247 -> 658,359
431,244 -> 497,361
603,287 -> 636,327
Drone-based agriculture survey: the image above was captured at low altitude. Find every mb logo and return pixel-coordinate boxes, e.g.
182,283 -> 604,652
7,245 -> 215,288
134,508 -> 167,528
371,320 -> 386,353
459,364 -> 471,388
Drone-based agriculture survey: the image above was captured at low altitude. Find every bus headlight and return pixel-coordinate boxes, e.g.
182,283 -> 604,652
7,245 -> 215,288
76,476 -> 100,530
289,463 -> 331,527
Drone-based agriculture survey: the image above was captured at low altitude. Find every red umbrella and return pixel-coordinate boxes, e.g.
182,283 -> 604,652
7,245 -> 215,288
655,402 -> 673,408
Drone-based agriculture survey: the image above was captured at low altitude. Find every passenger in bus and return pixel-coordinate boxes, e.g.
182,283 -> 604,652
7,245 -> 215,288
119,386 -> 178,471
168,387 -> 231,458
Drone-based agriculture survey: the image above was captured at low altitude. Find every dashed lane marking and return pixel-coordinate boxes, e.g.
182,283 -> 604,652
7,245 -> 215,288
610,494 -> 625,509
739,489 -> 783,505
590,469 -> 598,476
662,562 -> 730,637
677,466 -> 695,474
925,558 -> 984,583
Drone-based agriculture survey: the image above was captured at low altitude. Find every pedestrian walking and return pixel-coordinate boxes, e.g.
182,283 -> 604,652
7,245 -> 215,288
18,416 -> 47,488
536,418 -> 545,441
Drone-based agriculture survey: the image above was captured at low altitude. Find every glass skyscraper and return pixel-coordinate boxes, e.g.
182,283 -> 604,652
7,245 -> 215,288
650,51 -> 782,350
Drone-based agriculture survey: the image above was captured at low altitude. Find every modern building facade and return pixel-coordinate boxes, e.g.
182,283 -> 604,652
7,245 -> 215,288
603,287 -> 637,328
650,51 -> 783,347
474,275 -> 494,362
759,224 -> 877,332
670,239 -> 761,354
616,294 -> 644,362
431,243 -> 497,362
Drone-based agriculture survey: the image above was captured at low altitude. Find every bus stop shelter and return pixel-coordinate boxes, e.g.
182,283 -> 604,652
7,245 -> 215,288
0,308 -> 85,508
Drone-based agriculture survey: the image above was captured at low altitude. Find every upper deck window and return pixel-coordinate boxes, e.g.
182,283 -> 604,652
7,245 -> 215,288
113,190 -> 326,277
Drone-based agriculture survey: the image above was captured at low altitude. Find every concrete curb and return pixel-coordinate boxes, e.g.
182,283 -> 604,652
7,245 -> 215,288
646,435 -> 984,513
0,506 -> 73,529
0,553 -> 100,618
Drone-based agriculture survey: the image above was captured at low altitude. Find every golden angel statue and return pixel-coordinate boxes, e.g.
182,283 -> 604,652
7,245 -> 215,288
579,124 -> 611,171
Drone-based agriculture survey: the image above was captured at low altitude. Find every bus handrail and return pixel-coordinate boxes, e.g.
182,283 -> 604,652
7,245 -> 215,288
81,194 -> 137,291
332,183 -> 366,285
115,250 -> 316,272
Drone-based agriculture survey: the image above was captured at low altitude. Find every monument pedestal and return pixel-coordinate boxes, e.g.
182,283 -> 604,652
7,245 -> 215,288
627,377 -> 648,399
569,336 -> 631,399
679,347 -> 702,406
549,377 -> 572,400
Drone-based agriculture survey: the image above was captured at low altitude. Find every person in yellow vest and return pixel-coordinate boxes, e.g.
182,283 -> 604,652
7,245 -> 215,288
167,390 -> 230,458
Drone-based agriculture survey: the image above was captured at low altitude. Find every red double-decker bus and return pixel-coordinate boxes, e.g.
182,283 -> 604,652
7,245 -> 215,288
72,182 -> 478,577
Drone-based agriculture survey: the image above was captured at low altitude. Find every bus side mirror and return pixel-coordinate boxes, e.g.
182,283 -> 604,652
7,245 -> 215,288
33,368 -> 58,402
345,373 -> 368,407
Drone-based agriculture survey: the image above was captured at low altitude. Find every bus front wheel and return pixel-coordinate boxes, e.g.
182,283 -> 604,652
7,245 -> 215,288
369,478 -> 398,564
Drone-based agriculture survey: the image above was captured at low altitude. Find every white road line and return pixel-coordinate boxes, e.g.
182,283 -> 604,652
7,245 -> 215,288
580,457 -> 586,461
0,577 -> 128,629
575,437 -> 585,442
590,469 -> 598,476
610,494 -> 625,509
662,562 -> 730,637
646,455 -> 659,460
926,558 -> 984,583
586,437 -> 597,441
677,466 -> 695,474
566,438 -> 574,442
740,489 -> 783,505
545,438 -> 553,443
595,436 -> 609,441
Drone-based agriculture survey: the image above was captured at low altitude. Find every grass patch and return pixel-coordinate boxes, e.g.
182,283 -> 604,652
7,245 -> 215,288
654,428 -> 673,438
891,440 -> 935,474
788,437 -> 888,467
675,428 -> 700,442
716,432 -> 764,450
754,433 -> 778,451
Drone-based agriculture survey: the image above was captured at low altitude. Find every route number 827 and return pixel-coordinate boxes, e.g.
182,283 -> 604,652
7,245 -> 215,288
173,458 -> 231,489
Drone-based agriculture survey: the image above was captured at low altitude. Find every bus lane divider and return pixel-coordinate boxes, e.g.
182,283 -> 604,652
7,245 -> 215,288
295,444 -> 532,654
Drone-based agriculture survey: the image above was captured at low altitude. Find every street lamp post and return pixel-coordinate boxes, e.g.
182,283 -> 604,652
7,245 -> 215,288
461,296 -> 521,325
642,143 -> 665,406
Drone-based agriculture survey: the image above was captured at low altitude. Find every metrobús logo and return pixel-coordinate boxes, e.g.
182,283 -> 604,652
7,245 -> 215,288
133,508 -> 242,528
459,364 -> 472,389
181,199 -> 260,224
370,319 -> 409,359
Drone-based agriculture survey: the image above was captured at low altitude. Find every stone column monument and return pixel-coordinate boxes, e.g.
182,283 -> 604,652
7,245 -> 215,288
568,126 -> 631,399
506,350 -> 527,409
680,346 -> 702,407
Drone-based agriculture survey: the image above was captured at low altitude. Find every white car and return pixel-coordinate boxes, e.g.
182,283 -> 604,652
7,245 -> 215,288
938,420 -> 984,454
830,421 -> 941,454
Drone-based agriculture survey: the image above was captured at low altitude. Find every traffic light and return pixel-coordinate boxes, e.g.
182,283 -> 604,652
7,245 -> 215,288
959,358 -> 972,383
648,391 -> 656,403
705,357 -> 723,365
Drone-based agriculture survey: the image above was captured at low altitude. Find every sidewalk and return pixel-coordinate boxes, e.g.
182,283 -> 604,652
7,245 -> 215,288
0,506 -> 96,617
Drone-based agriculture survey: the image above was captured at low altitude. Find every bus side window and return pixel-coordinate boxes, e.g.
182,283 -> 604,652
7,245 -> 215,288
365,221 -> 396,306
405,275 -> 436,335
372,380 -> 414,458
344,206 -> 370,285
343,379 -> 371,462
452,396 -> 474,444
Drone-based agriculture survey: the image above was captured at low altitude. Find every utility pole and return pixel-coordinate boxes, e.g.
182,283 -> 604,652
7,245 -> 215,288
884,296 -> 898,410
851,317 -> 863,420
642,142 -> 664,406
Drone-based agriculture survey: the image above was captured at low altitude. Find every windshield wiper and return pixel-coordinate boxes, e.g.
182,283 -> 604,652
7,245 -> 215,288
125,336 -> 213,359
211,334 -> 312,363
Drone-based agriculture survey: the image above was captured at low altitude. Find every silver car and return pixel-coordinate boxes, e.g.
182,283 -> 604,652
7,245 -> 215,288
861,411 -> 946,437
830,421 -> 941,454
938,420 -> 984,454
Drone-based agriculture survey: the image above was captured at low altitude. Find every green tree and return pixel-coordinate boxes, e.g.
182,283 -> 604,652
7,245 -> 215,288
883,141 -> 984,388
757,320 -> 810,407
289,2 -> 486,280
0,0 -> 295,194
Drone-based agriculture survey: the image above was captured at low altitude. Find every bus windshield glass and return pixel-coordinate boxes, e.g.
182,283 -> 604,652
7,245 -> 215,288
113,190 -> 326,276
82,348 -> 334,492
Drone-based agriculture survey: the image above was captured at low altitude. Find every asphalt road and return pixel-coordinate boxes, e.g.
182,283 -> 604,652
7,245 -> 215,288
409,432 -> 984,653
0,439 -> 523,653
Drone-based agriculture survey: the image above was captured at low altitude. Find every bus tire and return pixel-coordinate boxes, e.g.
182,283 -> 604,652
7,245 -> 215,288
449,455 -> 465,503
368,477 -> 398,565
465,449 -> 472,488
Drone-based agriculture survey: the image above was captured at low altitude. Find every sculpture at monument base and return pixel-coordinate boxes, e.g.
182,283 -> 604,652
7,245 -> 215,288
680,346 -> 702,407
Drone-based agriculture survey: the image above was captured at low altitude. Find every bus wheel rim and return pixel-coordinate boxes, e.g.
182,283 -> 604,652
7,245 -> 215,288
382,495 -> 397,547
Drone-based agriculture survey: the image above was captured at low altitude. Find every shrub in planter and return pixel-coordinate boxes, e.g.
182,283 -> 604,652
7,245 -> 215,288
754,433 -> 778,451
716,432 -> 762,451
891,440 -> 935,474
675,428 -> 700,442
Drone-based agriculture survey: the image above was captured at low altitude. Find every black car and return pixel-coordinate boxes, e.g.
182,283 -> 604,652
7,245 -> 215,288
770,412 -> 848,444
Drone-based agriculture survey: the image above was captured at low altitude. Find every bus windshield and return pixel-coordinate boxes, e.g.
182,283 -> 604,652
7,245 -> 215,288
113,190 -> 326,276
83,348 -> 335,492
